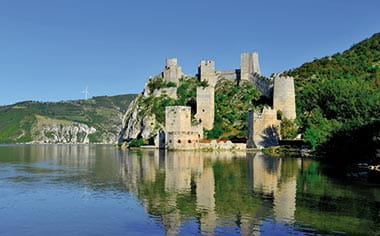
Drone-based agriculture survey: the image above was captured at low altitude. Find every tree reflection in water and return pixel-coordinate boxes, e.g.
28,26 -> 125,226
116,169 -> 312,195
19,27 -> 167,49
0,145 -> 378,236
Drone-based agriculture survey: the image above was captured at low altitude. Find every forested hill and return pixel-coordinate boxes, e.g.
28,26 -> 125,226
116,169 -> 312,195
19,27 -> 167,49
283,33 -> 380,165
0,94 -> 137,144
286,32 -> 380,83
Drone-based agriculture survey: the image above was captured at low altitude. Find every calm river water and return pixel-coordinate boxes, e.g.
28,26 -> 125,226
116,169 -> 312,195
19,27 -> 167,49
0,144 -> 378,235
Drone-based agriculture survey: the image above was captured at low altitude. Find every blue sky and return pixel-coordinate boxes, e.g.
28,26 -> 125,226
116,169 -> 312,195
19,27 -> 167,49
0,0 -> 379,105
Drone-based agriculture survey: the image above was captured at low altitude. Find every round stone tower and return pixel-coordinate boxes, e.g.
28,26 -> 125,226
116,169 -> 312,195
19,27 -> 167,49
273,75 -> 296,120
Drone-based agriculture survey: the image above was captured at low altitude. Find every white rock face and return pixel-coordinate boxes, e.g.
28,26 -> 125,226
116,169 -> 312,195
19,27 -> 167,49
141,115 -> 156,139
32,116 -> 96,144
120,94 -> 162,141
121,96 -> 143,140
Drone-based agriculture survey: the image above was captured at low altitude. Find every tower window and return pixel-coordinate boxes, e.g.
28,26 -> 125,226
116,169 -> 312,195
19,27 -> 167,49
178,140 -> 181,143
188,140 -> 191,143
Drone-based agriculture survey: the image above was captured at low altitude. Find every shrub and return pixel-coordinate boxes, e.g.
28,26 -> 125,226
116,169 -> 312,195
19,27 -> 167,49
281,118 -> 298,139
128,139 -> 146,147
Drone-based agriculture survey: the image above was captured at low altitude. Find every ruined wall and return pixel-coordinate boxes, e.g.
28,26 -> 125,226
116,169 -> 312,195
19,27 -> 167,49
240,52 -> 261,81
191,123 -> 204,140
165,106 -> 201,150
252,76 -> 273,98
195,87 -> 215,130
273,75 -> 296,120
163,58 -> 183,84
166,131 -> 200,150
165,106 -> 192,132
199,60 -> 217,87
216,70 -> 240,82
247,107 -> 280,149
152,87 -> 178,99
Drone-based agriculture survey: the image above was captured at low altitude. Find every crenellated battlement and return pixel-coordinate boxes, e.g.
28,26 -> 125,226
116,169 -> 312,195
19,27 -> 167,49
198,60 -> 217,87
162,58 -> 183,84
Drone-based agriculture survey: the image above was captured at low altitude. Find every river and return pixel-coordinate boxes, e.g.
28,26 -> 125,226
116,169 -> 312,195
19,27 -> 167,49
0,144 -> 378,235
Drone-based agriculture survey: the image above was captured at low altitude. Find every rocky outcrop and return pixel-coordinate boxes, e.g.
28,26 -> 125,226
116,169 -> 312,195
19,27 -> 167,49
31,115 -> 96,144
120,94 -> 160,141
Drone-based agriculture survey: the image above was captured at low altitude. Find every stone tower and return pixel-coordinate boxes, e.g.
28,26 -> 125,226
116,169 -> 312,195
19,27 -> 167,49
198,60 -> 217,87
247,107 -> 280,149
240,52 -> 261,81
165,106 -> 191,132
163,58 -> 183,84
273,75 -> 296,120
195,87 -> 215,130
165,106 -> 201,150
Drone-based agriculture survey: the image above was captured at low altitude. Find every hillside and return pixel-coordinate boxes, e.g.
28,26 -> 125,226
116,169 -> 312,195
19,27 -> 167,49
0,94 -> 137,144
281,33 -> 380,169
281,33 -> 380,148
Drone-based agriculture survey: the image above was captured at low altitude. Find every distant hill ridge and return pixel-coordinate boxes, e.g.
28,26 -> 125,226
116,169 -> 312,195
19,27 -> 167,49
0,94 -> 137,144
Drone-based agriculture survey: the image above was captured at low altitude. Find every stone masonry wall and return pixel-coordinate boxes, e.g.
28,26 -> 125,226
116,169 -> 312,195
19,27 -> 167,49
273,75 -> 296,120
166,131 -> 200,150
252,76 -> 273,98
152,87 -> 178,99
195,87 -> 215,130
241,52 -> 261,81
165,106 -> 192,132
216,70 -> 240,82
163,58 -> 183,84
199,60 -> 217,87
247,107 -> 280,149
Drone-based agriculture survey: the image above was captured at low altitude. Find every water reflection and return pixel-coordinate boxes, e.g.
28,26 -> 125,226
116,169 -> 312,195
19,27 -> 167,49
0,145 -> 379,236
118,150 -> 304,235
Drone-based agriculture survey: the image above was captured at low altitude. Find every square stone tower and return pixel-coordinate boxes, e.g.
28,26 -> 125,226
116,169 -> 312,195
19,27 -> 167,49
247,107 -> 280,149
165,106 -> 191,132
163,58 -> 183,84
198,60 -> 217,87
240,52 -> 261,81
273,75 -> 296,120
165,106 -> 201,150
195,87 -> 215,130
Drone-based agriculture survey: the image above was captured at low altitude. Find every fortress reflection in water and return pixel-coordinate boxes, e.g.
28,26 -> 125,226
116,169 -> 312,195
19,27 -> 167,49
117,150 -> 302,236
1,145 -> 377,236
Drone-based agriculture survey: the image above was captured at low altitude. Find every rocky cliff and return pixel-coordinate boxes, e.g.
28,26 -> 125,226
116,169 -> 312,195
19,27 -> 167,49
0,94 -> 137,144
31,115 -> 97,143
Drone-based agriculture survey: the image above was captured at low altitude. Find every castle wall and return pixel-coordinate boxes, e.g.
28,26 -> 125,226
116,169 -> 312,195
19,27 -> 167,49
216,70 -> 240,82
163,58 -> 183,84
247,107 -> 280,149
166,131 -> 200,150
191,123 -> 204,140
252,76 -> 273,98
241,52 -> 261,81
152,87 -> 178,99
165,106 -> 201,150
165,106 -> 192,132
273,76 -> 296,120
195,87 -> 215,130
199,140 -> 246,151
199,60 -> 217,87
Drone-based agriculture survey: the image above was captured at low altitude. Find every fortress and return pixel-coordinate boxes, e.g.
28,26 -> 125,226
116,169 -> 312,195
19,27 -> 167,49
122,52 -> 296,150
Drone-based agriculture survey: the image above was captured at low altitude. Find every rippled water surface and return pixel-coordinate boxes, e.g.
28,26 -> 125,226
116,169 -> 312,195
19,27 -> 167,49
0,144 -> 379,235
